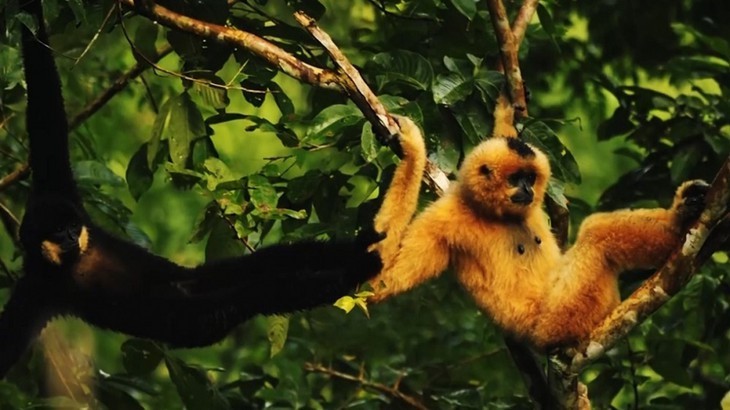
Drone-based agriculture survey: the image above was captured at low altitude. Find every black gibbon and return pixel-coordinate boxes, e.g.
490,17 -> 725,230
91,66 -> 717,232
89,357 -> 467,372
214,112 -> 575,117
369,118 -> 708,350
0,0 -> 383,378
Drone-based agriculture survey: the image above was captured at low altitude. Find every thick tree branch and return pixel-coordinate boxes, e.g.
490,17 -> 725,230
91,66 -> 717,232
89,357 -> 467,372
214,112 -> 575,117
121,0 -> 343,91
304,362 -> 427,410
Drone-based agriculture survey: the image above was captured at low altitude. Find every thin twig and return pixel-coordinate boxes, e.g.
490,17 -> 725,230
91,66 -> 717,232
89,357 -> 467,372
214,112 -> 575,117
69,45 -> 173,130
304,362 -> 427,410
0,164 -> 30,192
73,4 -> 116,67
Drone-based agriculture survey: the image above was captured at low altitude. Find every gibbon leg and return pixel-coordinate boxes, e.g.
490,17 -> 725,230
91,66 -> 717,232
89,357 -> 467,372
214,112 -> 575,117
533,180 -> 708,348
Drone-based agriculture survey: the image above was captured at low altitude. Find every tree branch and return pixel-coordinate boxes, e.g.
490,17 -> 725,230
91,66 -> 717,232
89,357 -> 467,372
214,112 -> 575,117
120,0 -> 343,91
304,362 -> 428,410
511,0 -> 539,45
0,164 -> 30,192
291,12 -> 450,196
485,0 -> 528,119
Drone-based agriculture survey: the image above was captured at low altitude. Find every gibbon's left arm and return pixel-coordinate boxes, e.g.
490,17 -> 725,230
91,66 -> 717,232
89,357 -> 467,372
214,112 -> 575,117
0,0 -> 382,378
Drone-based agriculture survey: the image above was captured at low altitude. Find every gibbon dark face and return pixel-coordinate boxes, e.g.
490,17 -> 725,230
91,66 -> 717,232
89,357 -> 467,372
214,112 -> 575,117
458,137 -> 550,220
20,196 -> 88,266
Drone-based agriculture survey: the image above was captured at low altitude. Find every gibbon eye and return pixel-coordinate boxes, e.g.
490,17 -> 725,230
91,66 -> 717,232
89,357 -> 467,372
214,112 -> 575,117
479,165 -> 491,177
526,172 -> 537,185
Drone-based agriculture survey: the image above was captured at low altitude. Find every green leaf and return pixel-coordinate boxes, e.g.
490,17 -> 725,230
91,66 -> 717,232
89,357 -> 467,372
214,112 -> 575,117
64,0 -> 87,24
371,50 -> 434,91
203,158 -> 237,191
133,21 -> 159,62
266,315 -> 289,358
305,104 -> 364,145
449,0 -> 477,20
360,122 -> 379,162
334,296 -> 356,313
268,81 -> 295,117
286,170 -> 322,204
168,92 -> 206,167
670,143 -> 703,184
240,79 -> 268,107
248,174 -> 279,212
450,98 -> 492,144
126,144 -> 153,201
521,120 -> 581,184
474,70 -> 505,104
536,4 -> 561,52
121,339 -> 164,377
73,161 -> 124,187
205,219 -> 246,262
148,97 -> 175,168
597,106 -> 634,140
191,74 -> 229,110
433,73 -> 473,106
14,12 -> 38,35
165,356 -> 229,410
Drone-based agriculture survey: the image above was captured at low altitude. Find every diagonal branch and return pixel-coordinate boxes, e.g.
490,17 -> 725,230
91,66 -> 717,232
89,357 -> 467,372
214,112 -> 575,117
571,156 -> 730,370
546,156 -> 730,407
291,12 -> 450,196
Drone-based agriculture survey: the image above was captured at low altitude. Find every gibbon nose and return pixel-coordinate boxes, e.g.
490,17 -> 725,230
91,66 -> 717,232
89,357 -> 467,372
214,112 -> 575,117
511,186 -> 534,205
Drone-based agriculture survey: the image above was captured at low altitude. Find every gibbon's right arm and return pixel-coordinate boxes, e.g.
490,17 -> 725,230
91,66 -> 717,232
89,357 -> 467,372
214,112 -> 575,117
367,118 -> 449,302
370,116 -> 427,267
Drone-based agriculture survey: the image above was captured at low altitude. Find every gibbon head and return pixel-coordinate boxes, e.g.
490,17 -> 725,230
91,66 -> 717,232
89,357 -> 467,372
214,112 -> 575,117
20,196 -> 89,266
457,137 -> 551,220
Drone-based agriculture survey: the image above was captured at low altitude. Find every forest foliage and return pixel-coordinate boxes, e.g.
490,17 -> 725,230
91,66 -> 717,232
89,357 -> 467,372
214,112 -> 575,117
0,0 -> 729,408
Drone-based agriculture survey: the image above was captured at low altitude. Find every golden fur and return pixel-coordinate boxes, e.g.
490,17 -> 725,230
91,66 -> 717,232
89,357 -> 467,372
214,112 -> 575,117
370,119 -> 705,350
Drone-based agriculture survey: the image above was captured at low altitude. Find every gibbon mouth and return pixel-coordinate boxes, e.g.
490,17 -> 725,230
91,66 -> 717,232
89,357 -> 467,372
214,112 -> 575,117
510,193 -> 533,205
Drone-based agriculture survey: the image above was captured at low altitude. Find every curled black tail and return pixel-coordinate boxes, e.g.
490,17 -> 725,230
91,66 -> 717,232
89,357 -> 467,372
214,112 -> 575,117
20,0 -> 79,201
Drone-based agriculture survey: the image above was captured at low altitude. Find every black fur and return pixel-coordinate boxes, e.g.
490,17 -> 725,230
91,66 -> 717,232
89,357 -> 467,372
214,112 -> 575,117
0,0 -> 381,378
506,138 -> 535,159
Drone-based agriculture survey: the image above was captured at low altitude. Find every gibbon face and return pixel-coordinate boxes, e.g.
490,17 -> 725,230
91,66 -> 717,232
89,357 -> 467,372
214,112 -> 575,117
21,197 -> 89,266
458,137 -> 550,220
